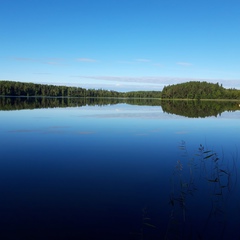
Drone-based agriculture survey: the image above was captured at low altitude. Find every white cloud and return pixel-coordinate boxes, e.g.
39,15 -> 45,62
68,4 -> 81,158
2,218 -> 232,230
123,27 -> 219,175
70,75 -> 240,90
76,58 -> 97,62
13,57 -> 66,66
117,60 -> 135,64
45,61 -> 64,65
73,75 -> 187,84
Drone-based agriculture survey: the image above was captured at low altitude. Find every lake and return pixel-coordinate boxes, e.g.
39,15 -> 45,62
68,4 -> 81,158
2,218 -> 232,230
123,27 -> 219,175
0,97 -> 240,239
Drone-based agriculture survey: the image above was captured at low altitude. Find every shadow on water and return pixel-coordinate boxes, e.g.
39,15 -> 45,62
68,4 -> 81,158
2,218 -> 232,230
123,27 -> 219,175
0,97 -> 240,118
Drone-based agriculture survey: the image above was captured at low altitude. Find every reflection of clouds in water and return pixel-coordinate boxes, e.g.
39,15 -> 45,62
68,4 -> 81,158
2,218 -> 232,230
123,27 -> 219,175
71,104 -> 161,111
68,104 -> 240,119
68,105 -> 168,119
8,129 -> 38,133
79,112 -> 182,119
219,111 -> 240,119
7,126 -> 96,135
81,110 -> 240,119
9,129 -> 66,135
33,117 -> 50,119
43,129 -> 95,135
8,126 -> 70,134
43,130 -> 66,134
43,126 -> 71,134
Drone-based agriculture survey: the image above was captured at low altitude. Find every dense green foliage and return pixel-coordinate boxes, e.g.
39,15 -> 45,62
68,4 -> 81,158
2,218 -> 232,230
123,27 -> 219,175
124,90 -> 162,98
1,80 -> 240,100
161,81 -> 240,99
0,80 -> 122,98
0,80 -> 163,98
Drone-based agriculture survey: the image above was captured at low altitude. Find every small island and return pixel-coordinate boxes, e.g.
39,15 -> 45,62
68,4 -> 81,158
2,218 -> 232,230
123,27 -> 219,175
161,81 -> 240,100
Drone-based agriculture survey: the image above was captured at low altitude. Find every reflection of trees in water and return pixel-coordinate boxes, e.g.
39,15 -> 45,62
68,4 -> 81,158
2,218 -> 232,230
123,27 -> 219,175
0,97 -> 126,111
161,100 -> 240,118
125,98 -> 162,106
0,98 -> 239,118
0,97 -> 163,111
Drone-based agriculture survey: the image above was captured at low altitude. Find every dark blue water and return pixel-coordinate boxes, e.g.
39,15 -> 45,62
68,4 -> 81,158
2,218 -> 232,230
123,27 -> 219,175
0,104 -> 240,239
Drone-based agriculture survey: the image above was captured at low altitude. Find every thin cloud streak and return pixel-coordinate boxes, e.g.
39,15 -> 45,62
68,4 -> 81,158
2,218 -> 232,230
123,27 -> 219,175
117,60 -> 135,64
45,62 -> 66,66
73,75 -> 240,89
76,58 -> 97,62
8,129 -> 37,133
13,57 -> 66,66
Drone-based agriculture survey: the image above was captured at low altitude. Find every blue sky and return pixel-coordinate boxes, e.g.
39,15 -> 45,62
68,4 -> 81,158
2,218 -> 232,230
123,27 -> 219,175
1,0 -> 240,91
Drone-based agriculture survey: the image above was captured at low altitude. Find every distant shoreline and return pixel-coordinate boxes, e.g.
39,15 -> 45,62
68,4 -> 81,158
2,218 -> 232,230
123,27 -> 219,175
1,80 -> 240,100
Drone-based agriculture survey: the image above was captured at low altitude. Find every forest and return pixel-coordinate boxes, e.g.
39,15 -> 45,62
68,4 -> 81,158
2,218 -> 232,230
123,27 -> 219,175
1,80 -> 240,99
161,81 -> 240,99
0,80 -> 161,98
0,80 -> 121,98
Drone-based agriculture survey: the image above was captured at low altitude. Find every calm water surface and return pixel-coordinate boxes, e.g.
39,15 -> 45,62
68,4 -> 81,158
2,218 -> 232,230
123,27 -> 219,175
0,101 -> 240,239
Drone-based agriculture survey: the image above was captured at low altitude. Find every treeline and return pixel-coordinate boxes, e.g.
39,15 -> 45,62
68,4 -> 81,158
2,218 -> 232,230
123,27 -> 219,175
0,81 -> 122,98
124,90 -> 162,98
1,80 -> 240,100
161,81 -> 240,99
0,80 -> 162,98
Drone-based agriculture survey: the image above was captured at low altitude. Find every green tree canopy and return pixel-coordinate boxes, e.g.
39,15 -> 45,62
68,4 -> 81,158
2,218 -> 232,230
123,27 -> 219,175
161,81 -> 240,100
